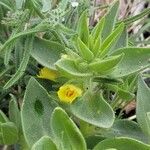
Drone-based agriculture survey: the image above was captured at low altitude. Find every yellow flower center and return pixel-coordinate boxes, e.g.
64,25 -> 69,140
57,84 -> 82,103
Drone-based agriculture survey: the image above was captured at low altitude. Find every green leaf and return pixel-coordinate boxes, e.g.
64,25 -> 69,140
100,120 -> 149,143
92,35 -> 102,55
65,48 -> 80,59
21,77 -> 57,147
106,148 -> 117,150
0,23 -> 51,53
86,120 -> 149,149
77,10 -> 89,45
86,135 -> 105,150
106,84 -> 134,101
41,0 -> 51,12
56,24 -> 76,36
109,28 -> 128,54
4,44 -> 15,66
0,0 -> 13,10
0,110 -> 9,123
4,10 -> 30,66
31,136 -> 57,150
70,91 -> 115,128
18,134 -> 30,150
58,0 -> 69,10
29,0 -> 45,19
15,0 -> 24,9
14,39 -> 24,69
89,54 -> 124,74
31,37 -> 65,70
93,76 -> 122,84
0,122 -> 18,145
77,37 -> 94,61
117,8 -> 150,26
3,36 -> 34,89
110,48 -> 150,77
91,17 -> 105,41
51,107 -> 87,150
55,58 -> 92,78
9,94 -> 21,131
136,76 -> 150,137
102,0 -> 119,40
93,137 -> 150,150
99,23 -> 124,57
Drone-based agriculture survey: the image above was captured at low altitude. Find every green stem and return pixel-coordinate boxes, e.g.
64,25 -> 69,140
111,96 -> 120,109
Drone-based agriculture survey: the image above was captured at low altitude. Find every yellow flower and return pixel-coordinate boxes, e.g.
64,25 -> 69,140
57,84 -> 82,103
37,67 -> 58,81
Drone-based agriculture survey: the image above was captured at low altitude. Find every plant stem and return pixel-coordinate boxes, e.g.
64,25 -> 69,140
3,146 -> 8,150
111,96 -> 120,109
127,115 -> 136,121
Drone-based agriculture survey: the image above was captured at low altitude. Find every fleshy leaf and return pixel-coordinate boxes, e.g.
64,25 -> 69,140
9,94 -> 21,131
102,1 -> 120,40
106,84 -> 135,101
70,91 -> 115,128
99,23 -> 124,57
21,77 -> 57,147
0,110 -> 9,123
0,122 -> 18,145
31,136 -> 57,150
110,48 -> 150,77
93,137 -> 150,150
76,37 -> 94,61
100,120 -> 149,144
109,28 -> 128,53
89,54 -> 124,74
31,37 -> 65,70
55,58 -> 92,78
136,76 -> 150,137
77,10 -> 89,45
51,107 -> 87,150
91,17 -> 105,41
